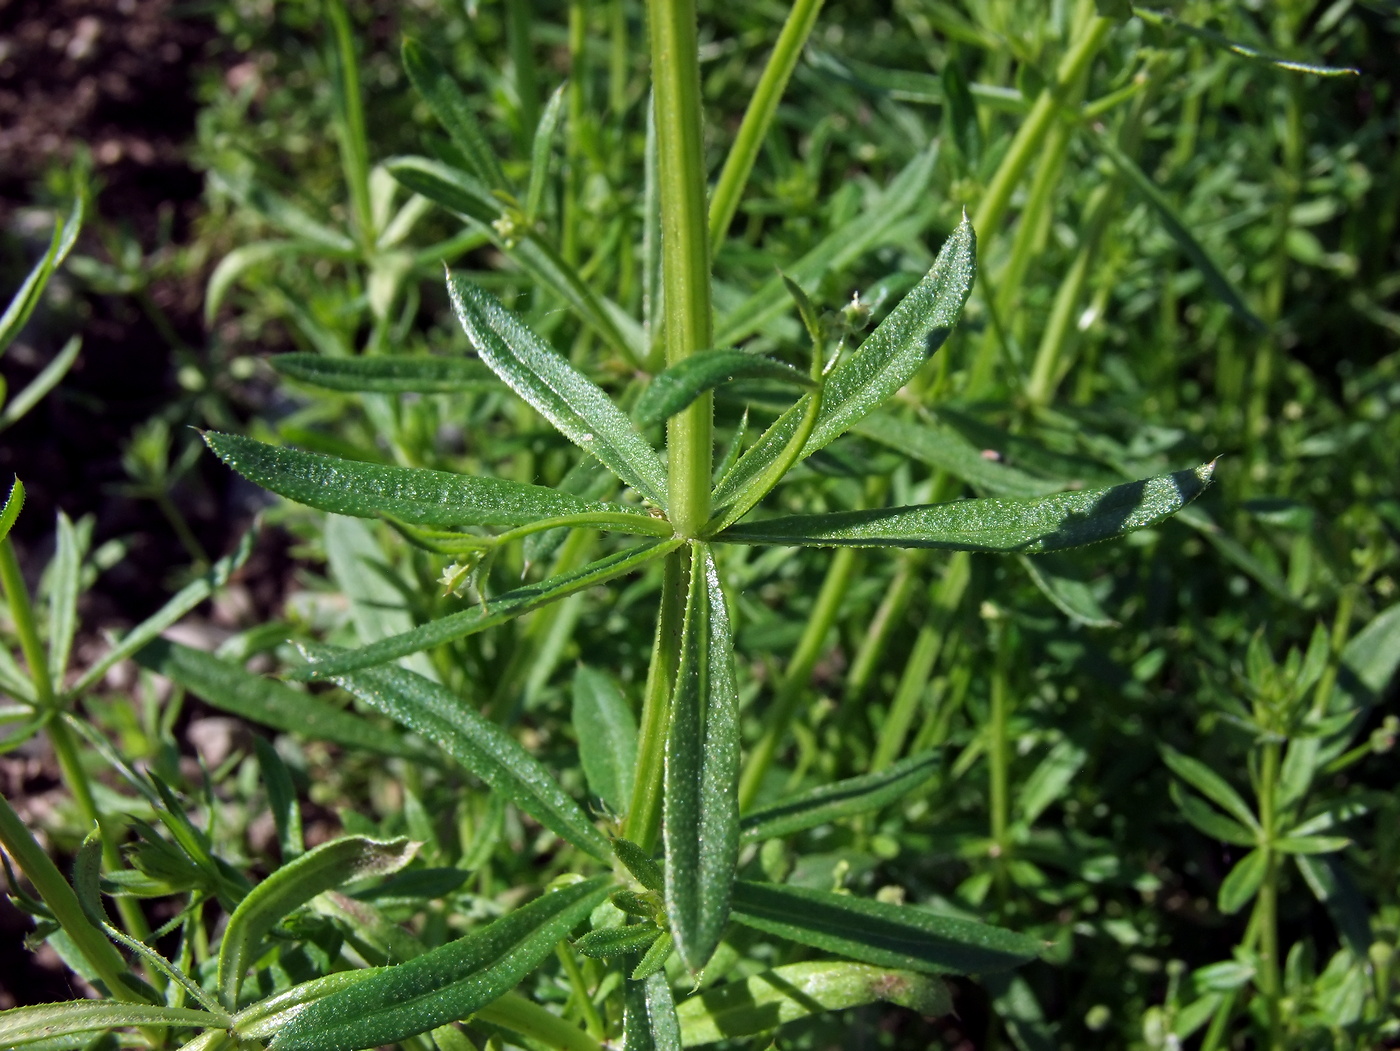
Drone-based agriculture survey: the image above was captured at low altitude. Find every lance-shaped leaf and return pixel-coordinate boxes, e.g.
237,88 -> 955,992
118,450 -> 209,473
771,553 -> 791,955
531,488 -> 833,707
0,1002 -> 219,1048
0,476 -> 25,544
664,545 -> 741,973
857,414 -> 1058,496
321,660 -> 611,862
269,876 -> 611,1051
271,353 -> 500,393
729,882 -> 1042,975
634,350 -> 814,427
218,836 -> 419,1007
231,971 -> 382,1043
716,463 -> 1214,551
402,38 -> 510,192
740,752 -> 939,843
625,971 -> 682,1051
713,216 -> 975,512
572,665 -> 638,814
134,639 -> 431,762
447,274 -> 668,504
205,432 -> 656,531
294,539 -> 681,679
676,961 -> 951,1045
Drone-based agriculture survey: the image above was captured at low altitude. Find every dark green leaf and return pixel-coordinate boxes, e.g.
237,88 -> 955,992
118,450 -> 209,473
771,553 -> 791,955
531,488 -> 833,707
713,216 -> 976,508
740,752 -> 939,843
0,477 -> 24,544
624,971 -> 682,1051
293,540 -> 680,679
231,972 -> 383,1044
525,83 -> 566,223
386,155 -> 501,224
676,961 -> 952,1044
205,432 -> 654,531
1160,743 -> 1259,832
575,924 -> 662,958
1217,849 -> 1266,914
631,931 -> 674,981
133,639 -> 430,762
205,240 -> 327,324
0,191 -> 83,355
1018,554 -> 1117,628
448,274 -> 667,504
718,463 -> 1214,551
664,545 -> 741,973
634,351 -> 814,428
1295,854 -> 1372,956
46,512 -> 81,684
572,666 -> 638,813
324,661 -> 611,862
271,353 -> 500,393
402,39 -> 510,192
1015,739 -> 1089,828
252,737 -> 304,861
729,881 -> 1042,975
269,876 -> 611,1051
613,838 -> 664,893
0,334 -> 82,430
1169,783 -> 1257,847
1135,8 -> 1359,76
856,414 -> 1058,496
218,836 -> 418,1006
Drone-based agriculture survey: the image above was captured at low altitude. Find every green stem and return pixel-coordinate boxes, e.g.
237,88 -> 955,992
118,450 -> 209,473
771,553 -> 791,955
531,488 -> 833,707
563,0 -> 588,268
1254,739 -> 1283,1049
625,547 -> 688,853
988,635 -> 1010,861
476,991 -> 602,1051
707,0 -> 825,249
738,545 -> 860,811
648,0 -> 713,537
556,941 -> 606,1039
843,554 -> 919,708
0,792 -> 143,1002
872,624 -> 940,773
326,0 -> 374,247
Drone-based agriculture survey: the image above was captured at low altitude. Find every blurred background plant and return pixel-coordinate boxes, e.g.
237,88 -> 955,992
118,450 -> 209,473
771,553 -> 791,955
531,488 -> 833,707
0,0 -> 1397,1047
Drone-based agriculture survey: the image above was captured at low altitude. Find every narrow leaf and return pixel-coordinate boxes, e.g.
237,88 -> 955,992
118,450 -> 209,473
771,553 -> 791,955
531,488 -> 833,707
205,432 -> 654,530
572,665 -> 638,813
740,752 -> 939,843
625,971 -> 682,1051
0,192 -> 83,354
1092,131 -> 1266,331
718,463 -> 1214,551
1135,8 -> 1359,76
386,155 -> 501,224
134,639 -> 431,762
729,881 -> 1042,975
402,38 -> 510,191
294,540 -> 680,679
205,240 -> 327,324
713,216 -> 976,507
0,334 -> 82,429
631,931 -> 674,981
252,737 -> 304,860
1295,854 -> 1372,957
525,83 -> 567,222
1015,739 -> 1088,828
856,414 -> 1058,496
1274,835 -> 1351,855
0,1002 -> 216,1047
218,836 -> 418,1006
1018,554 -> 1117,628
1217,849 -> 1267,914
676,961 -> 952,1045
1170,783 -> 1258,847
575,924 -> 662,959
46,512 -> 82,684
447,274 -> 668,504
1160,743 -> 1260,833
231,971 -> 383,1043
269,876 -> 611,1051
271,353 -> 500,393
635,350 -> 814,427
323,660 -> 611,861
0,476 -> 23,543
664,545 -> 741,973
613,838 -> 664,893
210,169 -> 356,253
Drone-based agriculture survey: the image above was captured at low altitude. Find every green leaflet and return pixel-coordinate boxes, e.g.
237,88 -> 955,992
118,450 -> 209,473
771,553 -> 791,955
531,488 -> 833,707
624,971 -> 682,1051
572,665 -> 638,814
729,881 -> 1042,975
676,961 -> 952,1045
634,350 -> 814,427
0,477 -> 23,543
204,431 -> 656,531
293,540 -> 681,679
447,274 -> 668,505
856,414 -> 1058,496
205,240 -> 330,324
739,752 -> 939,843
133,639 -> 431,762
712,216 -> 976,509
269,876 -> 612,1051
716,462 -> 1214,551
271,353 -> 500,393
217,836 -> 419,1007
0,1002 -> 217,1048
402,38 -> 510,193
664,545 -> 741,973
386,155 -> 501,225
322,660 -> 611,862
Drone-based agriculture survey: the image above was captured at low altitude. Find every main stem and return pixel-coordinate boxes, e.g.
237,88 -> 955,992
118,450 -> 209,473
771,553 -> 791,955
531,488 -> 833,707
649,0 -> 712,537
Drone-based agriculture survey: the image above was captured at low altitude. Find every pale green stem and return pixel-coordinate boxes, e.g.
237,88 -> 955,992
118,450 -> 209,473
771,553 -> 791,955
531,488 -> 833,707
326,0 -> 374,247
707,0 -> 825,248
989,653 -> 1010,860
556,941 -> 606,1039
739,545 -> 860,811
843,554 -> 919,708
563,0 -> 587,267
872,624 -> 940,772
648,0 -> 713,537
1253,739 -> 1283,1049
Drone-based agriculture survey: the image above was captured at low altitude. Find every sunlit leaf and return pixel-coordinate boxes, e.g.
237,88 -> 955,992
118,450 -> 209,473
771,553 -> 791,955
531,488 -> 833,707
635,350 -> 814,427
402,38 -> 510,192
740,752 -> 939,842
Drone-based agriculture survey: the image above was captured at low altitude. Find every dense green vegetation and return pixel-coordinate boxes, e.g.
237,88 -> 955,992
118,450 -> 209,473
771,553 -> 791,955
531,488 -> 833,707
1,2 -> 1397,1049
